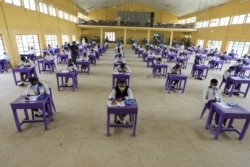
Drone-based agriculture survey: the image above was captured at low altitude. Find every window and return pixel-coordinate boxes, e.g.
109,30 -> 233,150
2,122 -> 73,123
4,0 -> 21,6
197,40 -> 204,48
186,17 -> 196,23
16,35 -> 40,56
195,22 -> 202,28
49,5 -> 56,17
45,35 -> 58,48
70,15 -> 77,23
232,14 -> 246,24
64,12 -> 69,20
209,18 -> 219,27
78,12 -> 88,20
207,40 -> 222,50
0,35 -> 5,54
62,35 -> 69,44
104,32 -> 115,42
201,20 -> 209,28
178,19 -> 185,24
39,2 -> 48,14
72,35 -> 76,42
24,0 -> 36,11
219,17 -> 230,26
227,41 -> 250,58
245,13 -> 250,23
58,10 -> 64,19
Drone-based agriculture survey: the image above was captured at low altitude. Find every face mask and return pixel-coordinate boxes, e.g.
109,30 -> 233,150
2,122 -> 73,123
212,86 -> 217,90
32,83 -> 39,89
119,86 -> 125,91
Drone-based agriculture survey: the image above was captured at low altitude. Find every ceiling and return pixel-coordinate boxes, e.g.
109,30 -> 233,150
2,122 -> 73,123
71,0 -> 234,17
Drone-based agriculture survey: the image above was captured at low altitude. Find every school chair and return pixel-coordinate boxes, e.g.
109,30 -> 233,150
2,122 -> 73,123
200,103 -> 209,119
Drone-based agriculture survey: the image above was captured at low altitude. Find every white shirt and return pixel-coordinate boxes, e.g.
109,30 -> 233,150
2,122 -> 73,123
202,86 -> 222,103
26,82 -> 50,96
108,87 -> 134,100
18,59 -> 35,67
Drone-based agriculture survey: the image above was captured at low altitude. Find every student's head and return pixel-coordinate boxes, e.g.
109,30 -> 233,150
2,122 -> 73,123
157,57 -> 162,62
117,79 -> 126,91
68,59 -> 73,64
175,64 -> 181,69
229,66 -> 234,72
21,56 -> 26,61
120,63 -> 126,69
29,77 -> 39,89
210,78 -> 218,86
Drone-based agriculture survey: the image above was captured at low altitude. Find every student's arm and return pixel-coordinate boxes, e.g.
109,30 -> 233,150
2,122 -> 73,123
126,88 -> 134,99
29,60 -> 35,67
42,82 -> 50,95
108,89 -> 116,100
25,85 -> 32,96
202,88 -> 209,103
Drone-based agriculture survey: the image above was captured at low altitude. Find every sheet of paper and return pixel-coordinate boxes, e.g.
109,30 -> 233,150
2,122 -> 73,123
216,102 -> 231,109
107,100 -> 125,107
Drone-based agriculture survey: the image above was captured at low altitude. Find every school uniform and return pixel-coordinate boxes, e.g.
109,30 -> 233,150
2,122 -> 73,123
108,86 -> 133,100
203,86 -> 225,125
114,64 -> 131,73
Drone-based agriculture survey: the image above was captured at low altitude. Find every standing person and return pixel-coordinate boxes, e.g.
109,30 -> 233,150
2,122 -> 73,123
17,56 -> 35,86
202,78 -> 225,127
70,41 -> 79,64
108,79 -> 134,124
25,77 -> 50,117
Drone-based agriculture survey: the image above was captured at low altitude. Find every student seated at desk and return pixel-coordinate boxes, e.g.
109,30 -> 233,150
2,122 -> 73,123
223,66 -> 236,94
114,63 -> 131,73
154,57 -> 163,73
170,64 -> 181,88
79,53 -> 89,71
44,52 -> 54,60
194,56 -> 204,80
25,77 -> 50,117
65,59 -> 77,86
202,78 -> 226,128
17,56 -> 35,86
114,53 -> 125,64
108,79 -> 134,125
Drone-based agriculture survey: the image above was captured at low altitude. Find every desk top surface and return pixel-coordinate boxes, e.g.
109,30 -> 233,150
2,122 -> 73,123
107,99 -> 138,108
213,102 -> 250,114
229,76 -> 250,81
10,95 -> 49,105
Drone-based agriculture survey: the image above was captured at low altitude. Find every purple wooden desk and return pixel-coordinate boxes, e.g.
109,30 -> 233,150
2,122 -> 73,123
12,67 -> 37,85
195,54 -> 206,64
146,57 -> 155,67
20,54 -> 36,62
176,57 -> 188,69
56,71 -> 78,91
112,72 -> 130,88
224,76 -> 250,97
165,73 -> 187,93
37,59 -> 56,74
10,95 -> 54,132
152,64 -> 168,78
107,99 -> 138,136
224,55 -> 232,64
75,61 -> 90,74
208,60 -> 224,71
191,64 -> 209,79
88,53 -> 97,65
56,53 -> 68,64
237,66 -> 250,78
167,52 -> 177,62
206,102 -> 250,140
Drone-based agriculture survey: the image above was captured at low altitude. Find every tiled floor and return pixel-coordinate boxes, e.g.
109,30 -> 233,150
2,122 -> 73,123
1,47 -> 250,167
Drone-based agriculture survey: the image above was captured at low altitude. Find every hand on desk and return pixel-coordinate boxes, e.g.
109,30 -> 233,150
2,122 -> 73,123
111,99 -> 117,105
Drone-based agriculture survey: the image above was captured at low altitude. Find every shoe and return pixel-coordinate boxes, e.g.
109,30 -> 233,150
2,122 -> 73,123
213,124 -> 224,129
171,85 -> 175,89
115,120 -> 122,124
121,119 -> 129,125
35,110 -> 48,117
233,92 -> 240,96
65,83 -> 69,86
199,77 -> 203,80
19,83 -> 25,87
